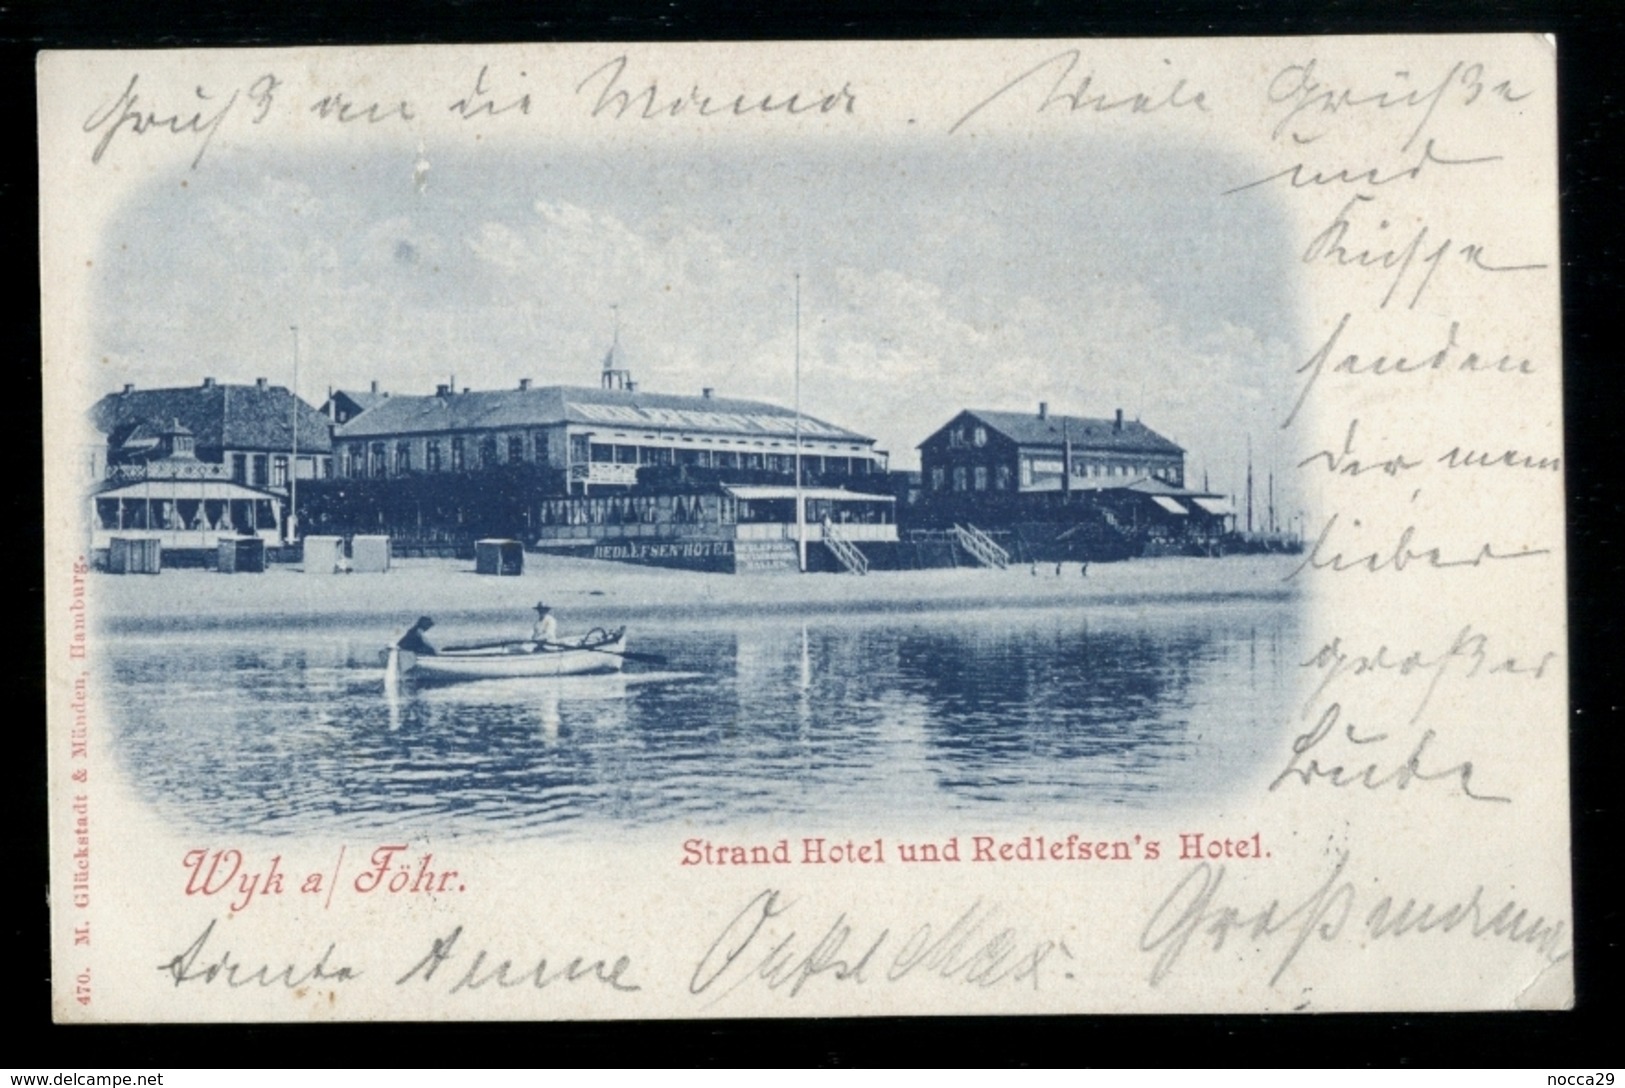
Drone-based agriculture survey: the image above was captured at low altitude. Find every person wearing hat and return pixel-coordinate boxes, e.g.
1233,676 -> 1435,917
530,602 -> 558,645
396,615 -> 438,656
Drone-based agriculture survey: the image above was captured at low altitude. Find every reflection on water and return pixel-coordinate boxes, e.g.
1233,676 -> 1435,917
105,601 -> 1294,839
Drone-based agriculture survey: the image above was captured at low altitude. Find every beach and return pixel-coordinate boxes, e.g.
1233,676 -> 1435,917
93,552 -> 1302,633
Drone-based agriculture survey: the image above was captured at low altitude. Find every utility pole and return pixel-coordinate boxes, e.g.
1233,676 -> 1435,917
1245,435 -> 1254,535
794,274 -> 806,573
289,324 -> 300,545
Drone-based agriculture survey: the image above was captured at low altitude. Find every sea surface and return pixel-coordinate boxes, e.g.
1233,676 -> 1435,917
104,599 -> 1298,839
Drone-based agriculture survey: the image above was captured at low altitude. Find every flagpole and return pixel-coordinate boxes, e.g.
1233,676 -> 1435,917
289,324 -> 299,545
794,274 -> 806,573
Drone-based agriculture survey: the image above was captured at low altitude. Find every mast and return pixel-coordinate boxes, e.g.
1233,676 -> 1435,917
289,324 -> 299,544
795,275 -> 806,573
1245,435 -> 1254,535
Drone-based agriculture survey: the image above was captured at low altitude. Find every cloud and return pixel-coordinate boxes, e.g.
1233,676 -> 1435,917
91,141 -> 1302,506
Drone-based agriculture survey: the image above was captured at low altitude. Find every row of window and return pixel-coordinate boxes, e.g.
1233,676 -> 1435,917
340,433 -> 880,480
536,494 -> 733,527
95,496 -> 279,533
945,425 -> 989,449
930,464 -> 1012,492
928,459 -> 1183,491
228,453 -> 329,487
342,432 -> 551,478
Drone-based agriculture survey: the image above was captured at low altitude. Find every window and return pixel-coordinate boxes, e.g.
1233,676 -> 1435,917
426,440 -> 442,472
533,431 -> 550,464
395,442 -> 412,474
251,454 -> 268,487
995,464 -> 1011,490
508,435 -> 524,463
973,465 -> 988,491
590,443 -> 612,463
570,434 -> 590,464
974,426 -> 987,447
953,466 -> 967,492
930,467 -> 945,491
367,443 -> 385,477
231,453 -> 247,483
450,437 -> 465,471
479,436 -> 498,468
271,456 -> 288,487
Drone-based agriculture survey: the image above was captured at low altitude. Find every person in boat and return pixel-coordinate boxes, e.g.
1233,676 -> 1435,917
530,602 -> 558,645
396,616 -> 437,655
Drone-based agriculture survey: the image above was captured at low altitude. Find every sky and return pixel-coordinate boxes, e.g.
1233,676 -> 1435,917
92,132 -> 1304,508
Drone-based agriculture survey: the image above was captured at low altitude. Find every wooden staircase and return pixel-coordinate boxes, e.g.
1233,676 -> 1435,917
951,523 -> 1010,569
822,520 -> 869,575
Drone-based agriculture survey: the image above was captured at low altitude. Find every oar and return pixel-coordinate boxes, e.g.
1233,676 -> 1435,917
441,638 -> 531,652
537,640 -> 668,666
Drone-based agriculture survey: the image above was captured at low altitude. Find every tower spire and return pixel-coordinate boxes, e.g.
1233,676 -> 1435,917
600,303 -> 633,390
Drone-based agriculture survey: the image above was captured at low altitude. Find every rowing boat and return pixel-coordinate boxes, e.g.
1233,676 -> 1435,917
388,626 -> 629,682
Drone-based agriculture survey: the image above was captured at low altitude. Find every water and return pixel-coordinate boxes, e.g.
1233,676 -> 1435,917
105,601 -> 1297,840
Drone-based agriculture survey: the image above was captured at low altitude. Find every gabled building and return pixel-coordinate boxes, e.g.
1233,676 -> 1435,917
86,416 -> 286,558
919,403 -> 1184,496
913,403 -> 1234,559
330,380 -> 886,488
90,377 -> 334,489
308,377 -> 897,573
322,382 -> 391,425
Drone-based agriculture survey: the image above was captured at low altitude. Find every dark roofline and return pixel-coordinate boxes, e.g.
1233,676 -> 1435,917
917,408 -> 1183,454
333,383 -> 872,443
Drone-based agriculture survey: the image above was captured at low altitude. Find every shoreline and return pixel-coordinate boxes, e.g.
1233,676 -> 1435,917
92,553 -> 1302,633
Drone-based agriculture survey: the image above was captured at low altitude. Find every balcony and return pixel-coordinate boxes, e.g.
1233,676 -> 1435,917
106,461 -> 232,483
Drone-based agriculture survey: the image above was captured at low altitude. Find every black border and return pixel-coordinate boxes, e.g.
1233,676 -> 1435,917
5,0 -> 1619,1067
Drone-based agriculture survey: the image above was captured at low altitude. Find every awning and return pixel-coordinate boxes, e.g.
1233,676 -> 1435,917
725,485 -> 894,503
1150,496 -> 1188,515
1191,497 -> 1236,516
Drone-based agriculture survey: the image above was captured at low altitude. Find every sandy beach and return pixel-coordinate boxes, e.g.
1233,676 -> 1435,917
93,552 -> 1302,633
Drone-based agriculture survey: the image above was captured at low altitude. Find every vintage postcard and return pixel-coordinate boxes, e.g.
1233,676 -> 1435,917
40,36 -> 1571,1021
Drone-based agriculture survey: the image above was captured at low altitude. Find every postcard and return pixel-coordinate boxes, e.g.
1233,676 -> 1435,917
39,36 -> 1571,1021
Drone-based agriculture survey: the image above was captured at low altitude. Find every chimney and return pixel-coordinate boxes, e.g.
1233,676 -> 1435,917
201,377 -> 216,389
255,377 -> 268,392
626,380 -> 638,392
462,387 -> 470,395
370,380 -> 379,394
518,378 -> 532,391
436,384 -> 450,397
702,387 -> 715,399
121,383 -> 134,395
1114,408 -> 1123,432
1038,401 -> 1048,420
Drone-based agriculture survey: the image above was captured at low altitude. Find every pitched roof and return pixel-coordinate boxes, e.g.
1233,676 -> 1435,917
334,384 -> 872,443
89,383 -> 334,453
939,409 -> 1183,455
330,389 -> 390,414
